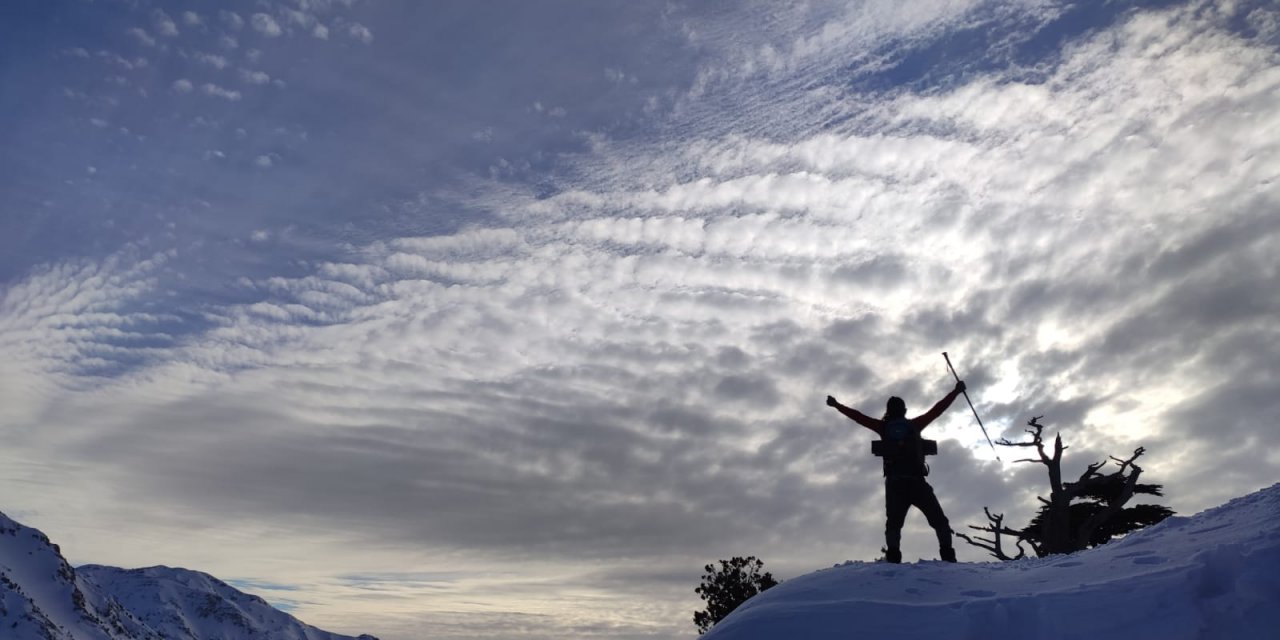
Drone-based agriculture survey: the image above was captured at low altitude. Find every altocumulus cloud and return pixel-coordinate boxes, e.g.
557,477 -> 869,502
251,13 -> 283,37
2,1 -> 1278,639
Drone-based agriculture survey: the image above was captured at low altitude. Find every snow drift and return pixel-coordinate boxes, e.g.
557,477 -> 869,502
706,483 -> 1280,640
0,511 -> 377,640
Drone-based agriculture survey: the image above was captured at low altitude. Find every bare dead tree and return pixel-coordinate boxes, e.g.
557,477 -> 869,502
954,507 -> 1033,561
958,416 -> 1172,560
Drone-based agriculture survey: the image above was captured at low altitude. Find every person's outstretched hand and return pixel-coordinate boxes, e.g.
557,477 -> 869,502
826,395 -> 838,407
954,380 -> 966,394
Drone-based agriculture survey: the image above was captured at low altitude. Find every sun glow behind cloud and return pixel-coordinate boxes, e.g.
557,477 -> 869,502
2,0 -> 1279,638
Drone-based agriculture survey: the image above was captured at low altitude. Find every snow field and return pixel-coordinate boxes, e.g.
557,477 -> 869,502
706,483 -> 1280,640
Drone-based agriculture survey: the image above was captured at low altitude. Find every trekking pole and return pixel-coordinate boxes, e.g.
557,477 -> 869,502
942,352 -> 1001,461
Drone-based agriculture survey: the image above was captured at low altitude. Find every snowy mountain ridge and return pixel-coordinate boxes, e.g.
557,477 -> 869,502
0,511 -> 377,640
707,483 -> 1280,640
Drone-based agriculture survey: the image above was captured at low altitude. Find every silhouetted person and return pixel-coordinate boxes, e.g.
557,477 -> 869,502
826,380 -> 966,563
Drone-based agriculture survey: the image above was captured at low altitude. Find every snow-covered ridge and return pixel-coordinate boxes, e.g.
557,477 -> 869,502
707,483 -> 1280,640
0,511 -> 377,640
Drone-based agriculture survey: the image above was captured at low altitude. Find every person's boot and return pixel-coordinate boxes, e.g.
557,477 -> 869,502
885,548 -> 902,564
940,547 -> 957,563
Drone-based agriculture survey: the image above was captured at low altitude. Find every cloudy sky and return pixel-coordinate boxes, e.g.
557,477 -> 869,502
2,0 -> 1278,638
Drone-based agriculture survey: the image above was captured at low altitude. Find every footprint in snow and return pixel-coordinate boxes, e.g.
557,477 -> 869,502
1115,550 -> 1155,559
1189,523 -> 1233,535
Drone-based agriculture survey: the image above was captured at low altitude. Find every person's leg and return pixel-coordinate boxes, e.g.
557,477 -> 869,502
884,478 -> 910,563
913,480 -> 955,561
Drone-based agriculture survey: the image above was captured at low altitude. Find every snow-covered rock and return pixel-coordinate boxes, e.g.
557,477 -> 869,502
0,512 -> 377,640
706,483 -> 1280,640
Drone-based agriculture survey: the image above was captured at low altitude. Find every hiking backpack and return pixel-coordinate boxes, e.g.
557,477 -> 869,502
871,418 -> 938,477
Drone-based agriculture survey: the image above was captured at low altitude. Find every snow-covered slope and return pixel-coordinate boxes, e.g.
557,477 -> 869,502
0,512 -> 377,640
707,483 -> 1280,640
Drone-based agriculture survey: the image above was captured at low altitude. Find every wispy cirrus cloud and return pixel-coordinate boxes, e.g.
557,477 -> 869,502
126,27 -> 156,47
201,82 -> 242,100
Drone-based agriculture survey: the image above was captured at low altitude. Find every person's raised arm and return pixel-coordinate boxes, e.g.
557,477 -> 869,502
826,395 -> 883,433
912,380 -> 966,429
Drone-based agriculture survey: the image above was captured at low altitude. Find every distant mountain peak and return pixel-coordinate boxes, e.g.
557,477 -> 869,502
0,512 -> 378,640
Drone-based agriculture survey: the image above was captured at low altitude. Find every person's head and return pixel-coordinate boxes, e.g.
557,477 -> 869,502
884,396 -> 907,421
